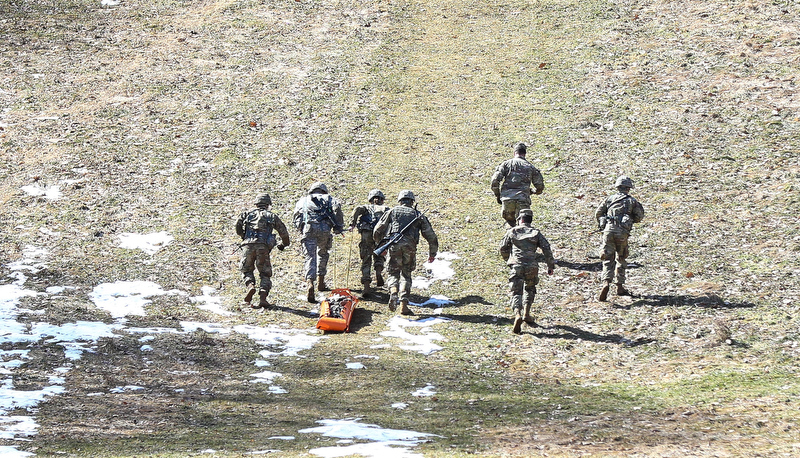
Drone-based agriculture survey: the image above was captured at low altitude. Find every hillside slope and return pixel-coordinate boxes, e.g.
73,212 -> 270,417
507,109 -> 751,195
1,0 -> 799,456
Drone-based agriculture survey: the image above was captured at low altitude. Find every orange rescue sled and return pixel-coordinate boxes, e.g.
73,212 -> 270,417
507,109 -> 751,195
316,288 -> 358,333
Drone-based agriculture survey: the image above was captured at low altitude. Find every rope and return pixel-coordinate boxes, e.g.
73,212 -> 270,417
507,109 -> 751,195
346,230 -> 354,289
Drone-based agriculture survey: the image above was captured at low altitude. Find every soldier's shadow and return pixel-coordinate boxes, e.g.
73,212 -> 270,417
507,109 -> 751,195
527,323 -> 655,347
616,293 -> 756,310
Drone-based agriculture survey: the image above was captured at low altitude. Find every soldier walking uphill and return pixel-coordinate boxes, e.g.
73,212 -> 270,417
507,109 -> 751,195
373,190 -> 438,316
594,175 -> 645,301
490,142 -> 545,228
500,209 -> 555,334
235,193 -> 291,309
293,182 -> 345,303
349,189 -> 389,297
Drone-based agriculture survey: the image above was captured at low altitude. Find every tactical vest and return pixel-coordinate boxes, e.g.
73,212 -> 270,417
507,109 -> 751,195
356,204 -> 386,231
502,159 -> 534,192
388,205 -> 420,238
242,209 -> 277,246
605,194 -> 633,231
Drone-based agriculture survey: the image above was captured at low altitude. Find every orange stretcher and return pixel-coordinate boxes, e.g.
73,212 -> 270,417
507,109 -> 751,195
316,288 -> 358,333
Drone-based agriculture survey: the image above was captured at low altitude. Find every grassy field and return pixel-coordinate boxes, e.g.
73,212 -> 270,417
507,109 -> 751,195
2,0 -> 800,456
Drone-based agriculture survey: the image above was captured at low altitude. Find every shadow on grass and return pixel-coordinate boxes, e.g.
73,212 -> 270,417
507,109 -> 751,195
349,308 -> 377,333
615,294 -> 757,310
555,258 -> 643,272
530,323 -> 655,347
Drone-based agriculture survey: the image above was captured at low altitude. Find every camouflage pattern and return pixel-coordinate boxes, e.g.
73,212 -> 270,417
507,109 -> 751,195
236,207 -> 290,293
293,190 -> 345,281
350,203 -> 389,285
594,190 -> 645,285
373,203 -> 438,302
490,154 -> 544,226
499,223 -> 554,317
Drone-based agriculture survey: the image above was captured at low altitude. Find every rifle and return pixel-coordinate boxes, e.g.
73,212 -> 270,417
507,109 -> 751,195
373,209 -> 426,257
310,195 -> 343,233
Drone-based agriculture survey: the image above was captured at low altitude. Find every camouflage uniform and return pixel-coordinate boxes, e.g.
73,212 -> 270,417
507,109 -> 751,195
236,193 -> 291,308
373,190 -> 438,315
292,182 -> 345,302
499,209 -> 554,334
490,143 -> 545,228
349,189 -> 389,295
594,176 -> 645,300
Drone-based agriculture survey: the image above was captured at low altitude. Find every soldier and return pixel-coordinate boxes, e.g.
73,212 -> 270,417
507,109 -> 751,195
373,190 -> 438,316
499,208 -> 555,334
490,142 -> 545,228
292,182 -> 345,303
235,193 -> 291,309
594,175 -> 645,301
348,189 -> 389,297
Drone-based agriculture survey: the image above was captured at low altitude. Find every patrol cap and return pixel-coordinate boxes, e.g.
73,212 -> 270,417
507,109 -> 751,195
517,209 -> 533,219
513,142 -> 527,155
397,190 -> 415,202
255,193 -> 272,207
308,182 -> 329,194
615,175 -> 634,189
367,189 -> 385,202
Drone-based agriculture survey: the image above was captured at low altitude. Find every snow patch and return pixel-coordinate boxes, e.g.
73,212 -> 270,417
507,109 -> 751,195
412,252 -> 459,289
300,418 -> 439,458
190,286 -> 233,316
380,316 -> 450,355
117,231 -> 173,254
411,384 -> 436,397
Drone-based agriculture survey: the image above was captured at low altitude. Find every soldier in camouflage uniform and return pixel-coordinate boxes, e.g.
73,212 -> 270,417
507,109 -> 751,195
373,190 -> 438,316
292,182 -> 345,303
236,193 -> 291,309
594,175 -> 645,301
348,189 -> 389,297
490,142 -> 545,228
500,208 -> 555,334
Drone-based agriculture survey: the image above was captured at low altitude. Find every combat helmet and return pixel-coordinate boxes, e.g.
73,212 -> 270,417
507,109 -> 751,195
513,142 -> 527,155
255,193 -> 272,207
367,189 -> 385,202
615,175 -> 634,189
517,208 -> 533,220
308,182 -> 329,194
397,190 -> 415,202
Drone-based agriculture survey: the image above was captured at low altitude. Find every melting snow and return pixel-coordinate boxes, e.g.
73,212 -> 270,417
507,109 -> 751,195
300,418 -> 438,458
20,183 -> 62,201
346,362 -> 365,369
117,231 -> 173,254
190,286 -> 233,316
380,316 -> 450,355
412,252 -> 459,289
89,280 -> 181,318
411,384 -> 436,397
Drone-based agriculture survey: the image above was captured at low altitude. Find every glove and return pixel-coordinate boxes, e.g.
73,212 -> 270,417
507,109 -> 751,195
495,196 -> 502,205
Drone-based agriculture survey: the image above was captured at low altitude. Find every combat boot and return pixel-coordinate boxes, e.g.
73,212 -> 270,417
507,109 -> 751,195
523,303 -> 535,325
244,284 -> 256,306
598,281 -> 611,302
257,291 -> 270,309
616,283 -> 632,296
375,271 -> 385,287
388,287 -> 399,312
400,299 -> 413,316
512,313 -> 523,335
306,280 -> 316,303
361,283 -> 372,298
317,275 -> 329,292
